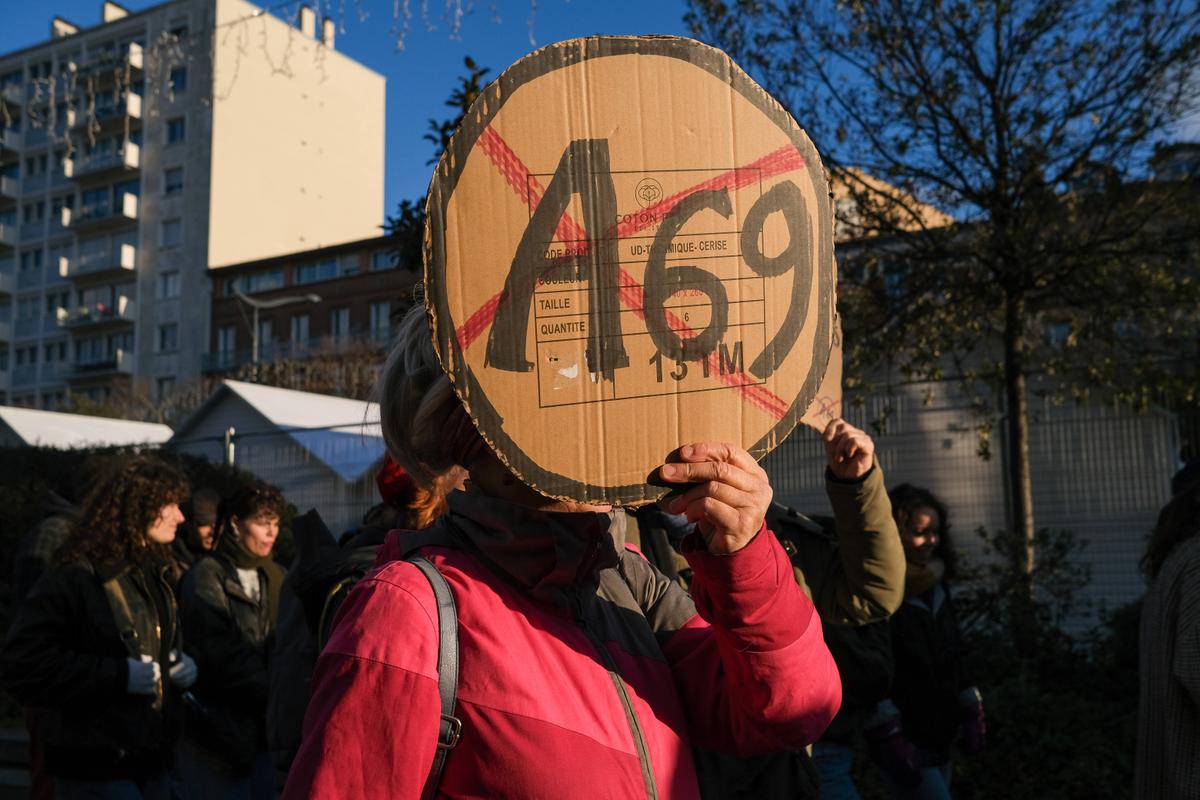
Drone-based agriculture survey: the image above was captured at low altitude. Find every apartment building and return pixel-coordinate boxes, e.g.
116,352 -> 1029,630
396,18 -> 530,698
205,235 -> 418,373
0,0 -> 384,408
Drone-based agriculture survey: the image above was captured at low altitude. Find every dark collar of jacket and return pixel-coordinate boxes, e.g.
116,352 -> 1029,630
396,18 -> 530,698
437,490 -> 624,610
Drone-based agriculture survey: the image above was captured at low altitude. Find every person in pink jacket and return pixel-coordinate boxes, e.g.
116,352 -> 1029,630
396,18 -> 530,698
283,306 -> 841,799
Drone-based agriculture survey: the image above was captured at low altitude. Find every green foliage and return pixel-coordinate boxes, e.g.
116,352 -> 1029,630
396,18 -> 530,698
939,528 -> 1139,798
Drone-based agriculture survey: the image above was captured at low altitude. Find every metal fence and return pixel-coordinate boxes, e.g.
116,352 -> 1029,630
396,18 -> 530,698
165,422 -> 384,540
162,382 -> 1179,631
762,383 -> 1179,632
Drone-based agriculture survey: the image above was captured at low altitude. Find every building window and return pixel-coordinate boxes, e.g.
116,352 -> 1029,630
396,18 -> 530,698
371,251 -> 396,271
23,154 -> 47,177
166,116 -> 186,144
169,66 -> 187,94
157,271 -> 181,299
217,325 -> 236,354
157,323 -> 178,352
163,167 -> 183,195
81,186 -> 110,218
22,201 -> 45,223
16,297 -> 39,321
329,307 -> 350,338
19,250 -> 43,275
156,376 -> 176,400
257,319 -> 273,352
339,254 -> 359,276
161,218 -> 182,248
290,313 -> 310,343
227,270 -> 285,296
45,292 -> 68,322
369,301 -> 391,337
295,258 -> 337,285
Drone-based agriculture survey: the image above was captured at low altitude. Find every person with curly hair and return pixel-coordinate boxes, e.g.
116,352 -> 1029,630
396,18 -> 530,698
0,455 -> 198,800
178,482 -> 287,800
866,484 -> 984,800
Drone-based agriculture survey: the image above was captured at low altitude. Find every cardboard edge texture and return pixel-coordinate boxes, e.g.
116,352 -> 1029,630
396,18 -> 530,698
424,35 -> 836,505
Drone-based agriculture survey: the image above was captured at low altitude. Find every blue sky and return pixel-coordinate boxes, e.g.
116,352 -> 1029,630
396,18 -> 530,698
0,0 -> 693,222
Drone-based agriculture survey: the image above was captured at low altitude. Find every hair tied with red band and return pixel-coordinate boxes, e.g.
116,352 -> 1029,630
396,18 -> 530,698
376,455 -> 418,507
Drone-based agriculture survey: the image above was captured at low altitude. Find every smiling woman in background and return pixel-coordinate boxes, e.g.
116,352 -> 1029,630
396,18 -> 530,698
0,455 -> 196,800
866,484 -> 985,800
178,483 -> 287,800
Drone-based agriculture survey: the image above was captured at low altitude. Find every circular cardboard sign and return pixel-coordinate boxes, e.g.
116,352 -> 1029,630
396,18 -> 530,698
426,36 -> 835,505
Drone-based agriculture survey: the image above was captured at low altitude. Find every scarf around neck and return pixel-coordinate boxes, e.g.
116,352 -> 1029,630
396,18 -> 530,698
216,525 -> 284,625
442,490 -> 623,610
904,556 -> 946,599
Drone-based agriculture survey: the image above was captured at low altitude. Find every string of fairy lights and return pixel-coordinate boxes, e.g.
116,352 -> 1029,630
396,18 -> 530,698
0,0 -> 524,158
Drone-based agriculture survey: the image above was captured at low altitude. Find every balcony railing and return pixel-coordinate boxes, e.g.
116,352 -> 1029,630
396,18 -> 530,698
0,175 -> 17,200
0,318 -> 11,340
15,317 -> 38,338
63,193 -> 139,230
0,265 -> 12,294
64,142 -> 140,180
66,296 -> 136,328
0,128 -> 20,152
71,348 -> 133,378
17,268 -> 41,290
71,42 -> 144,76
71,242 -> 136,279
201,329 -> 394,373
20,221 -> 44,241
12,364 -> 36,387
0,223 -> 17,247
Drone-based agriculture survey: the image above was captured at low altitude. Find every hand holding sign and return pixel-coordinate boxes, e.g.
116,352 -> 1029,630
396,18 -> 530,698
656,442 -> 773,554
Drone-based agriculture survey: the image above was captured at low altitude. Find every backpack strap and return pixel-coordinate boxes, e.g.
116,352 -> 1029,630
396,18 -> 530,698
406,555 -> 461,800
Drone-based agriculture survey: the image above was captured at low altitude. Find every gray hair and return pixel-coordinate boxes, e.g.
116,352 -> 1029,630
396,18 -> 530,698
375,303 -> 487,486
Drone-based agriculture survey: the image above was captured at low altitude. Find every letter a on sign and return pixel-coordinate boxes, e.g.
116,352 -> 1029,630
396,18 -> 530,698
426,36 -> 837,504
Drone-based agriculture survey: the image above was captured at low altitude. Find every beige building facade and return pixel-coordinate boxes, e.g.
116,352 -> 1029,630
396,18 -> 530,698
0,0 -> 384,408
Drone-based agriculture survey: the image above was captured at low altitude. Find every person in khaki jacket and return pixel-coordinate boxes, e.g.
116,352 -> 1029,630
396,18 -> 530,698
778,420 -> 906,799
635,418 -> 906,799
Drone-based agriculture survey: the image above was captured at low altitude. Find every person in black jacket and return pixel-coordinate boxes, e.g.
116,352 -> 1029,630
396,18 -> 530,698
0,455 -> 198,800
178,483 -> 287,800
867,484 -> 985,800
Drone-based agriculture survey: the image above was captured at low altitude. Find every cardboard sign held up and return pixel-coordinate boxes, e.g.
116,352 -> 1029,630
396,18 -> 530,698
426,36 -> 837,505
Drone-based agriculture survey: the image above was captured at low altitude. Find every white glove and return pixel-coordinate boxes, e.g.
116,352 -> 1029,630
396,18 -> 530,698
169,651 -> 198,690
126,655 -> 161,696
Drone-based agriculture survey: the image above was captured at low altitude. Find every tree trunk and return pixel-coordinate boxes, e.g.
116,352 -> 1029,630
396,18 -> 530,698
1003,291 -> 1037,652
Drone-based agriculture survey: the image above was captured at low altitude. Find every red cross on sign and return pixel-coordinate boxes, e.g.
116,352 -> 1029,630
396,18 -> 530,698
425,36 -> 837,505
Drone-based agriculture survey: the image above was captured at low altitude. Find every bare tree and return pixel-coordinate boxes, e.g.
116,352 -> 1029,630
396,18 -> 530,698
687,0 -> 1200,622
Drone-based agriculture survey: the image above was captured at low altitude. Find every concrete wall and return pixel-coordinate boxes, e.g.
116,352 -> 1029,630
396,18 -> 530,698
207,0 -> 385,269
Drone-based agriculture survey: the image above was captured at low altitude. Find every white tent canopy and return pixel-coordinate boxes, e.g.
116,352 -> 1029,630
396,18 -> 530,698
0,406 -> 173,449
174,380 -> 385,483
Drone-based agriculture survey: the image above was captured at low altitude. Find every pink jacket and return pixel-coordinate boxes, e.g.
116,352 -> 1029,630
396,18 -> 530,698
285,492 -> 840,798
